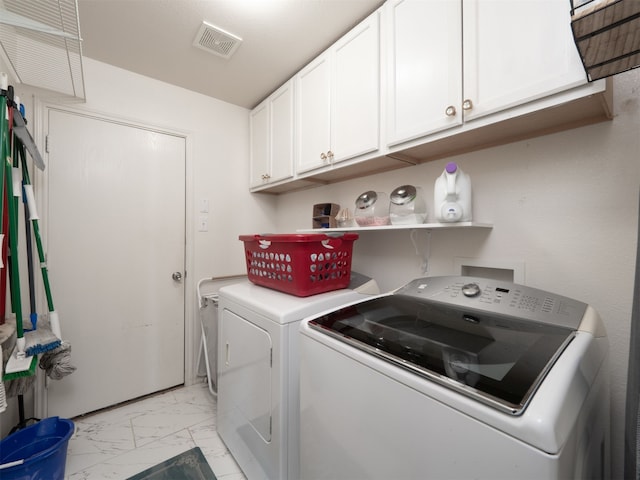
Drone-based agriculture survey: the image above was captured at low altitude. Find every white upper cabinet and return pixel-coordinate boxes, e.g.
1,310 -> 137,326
332,12 -> 380,163
250,0 -> 611,193
386,0 -> 590,147
270,82 -> 295,182
250,101 -> 269,188
250,80 -> 294,188
296,53 -> 332,174
296,10 -> 380,174
386,0 -> 463,146
462,0 -> 587,122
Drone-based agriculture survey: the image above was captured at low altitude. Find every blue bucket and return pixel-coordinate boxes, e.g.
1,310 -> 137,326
0,416 -> 74,480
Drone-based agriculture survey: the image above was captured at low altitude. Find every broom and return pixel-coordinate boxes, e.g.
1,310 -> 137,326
18,131 -> 75,379
2,92 -> 37,383
2,98 -> 60,356
15,139 -> 60,356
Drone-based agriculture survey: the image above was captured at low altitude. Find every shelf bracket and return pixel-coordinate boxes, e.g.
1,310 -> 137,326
410,228 -> 432,275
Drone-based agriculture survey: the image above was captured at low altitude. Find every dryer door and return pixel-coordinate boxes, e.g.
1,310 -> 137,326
220,309 -> 273,441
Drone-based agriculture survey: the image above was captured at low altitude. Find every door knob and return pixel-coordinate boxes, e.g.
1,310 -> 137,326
172,271 -> 183,282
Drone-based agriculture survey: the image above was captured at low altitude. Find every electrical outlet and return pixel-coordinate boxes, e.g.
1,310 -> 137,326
198,215 -> 209,232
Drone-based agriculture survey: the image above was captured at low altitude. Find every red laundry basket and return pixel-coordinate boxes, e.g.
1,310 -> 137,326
240,233 -> 358,297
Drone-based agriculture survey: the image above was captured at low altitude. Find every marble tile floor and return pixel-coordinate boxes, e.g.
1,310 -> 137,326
65,382 -> 246,479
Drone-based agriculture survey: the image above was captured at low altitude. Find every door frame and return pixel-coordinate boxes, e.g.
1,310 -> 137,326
31,100 -> 196,418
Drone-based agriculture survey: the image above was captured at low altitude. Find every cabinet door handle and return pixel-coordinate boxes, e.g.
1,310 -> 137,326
320,152 -> 327,161
445,105 -> 456,116
462,99 -> 473,111
261,173 -> 271,180
327,150 -> 334,161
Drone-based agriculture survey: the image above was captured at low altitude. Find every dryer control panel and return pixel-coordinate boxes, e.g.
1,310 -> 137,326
395,276 -> 588,330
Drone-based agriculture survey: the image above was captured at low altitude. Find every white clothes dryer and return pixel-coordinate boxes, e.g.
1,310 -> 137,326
217,274 -> 378,480
299,276 -> 610,480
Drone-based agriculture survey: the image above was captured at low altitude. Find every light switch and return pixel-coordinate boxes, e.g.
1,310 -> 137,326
199,198 -> 209,213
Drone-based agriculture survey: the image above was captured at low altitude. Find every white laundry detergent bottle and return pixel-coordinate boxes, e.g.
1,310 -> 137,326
434,162 -> 472,222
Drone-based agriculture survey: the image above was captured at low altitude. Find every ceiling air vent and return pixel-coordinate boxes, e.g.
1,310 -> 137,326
193,21 -> 242,59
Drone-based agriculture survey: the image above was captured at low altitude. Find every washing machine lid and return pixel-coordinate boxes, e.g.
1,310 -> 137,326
308,278 -> 581,415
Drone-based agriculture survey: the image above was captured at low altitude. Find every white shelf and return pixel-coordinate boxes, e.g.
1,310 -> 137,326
297,222 -> 493,233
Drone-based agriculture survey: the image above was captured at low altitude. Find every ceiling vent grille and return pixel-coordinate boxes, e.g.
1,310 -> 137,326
193,21 -> 242,59
0,0 -> 85,100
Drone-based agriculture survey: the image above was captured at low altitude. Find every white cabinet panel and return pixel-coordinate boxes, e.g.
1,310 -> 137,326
297,54 -> 332,173
462,0 -> 587,121
386,0 -> 462,145
249,101 -> 269,188
296,10 -> 380,174
270,82 -> 295,182
250,80 -> 294,188
332,14 -> 380,161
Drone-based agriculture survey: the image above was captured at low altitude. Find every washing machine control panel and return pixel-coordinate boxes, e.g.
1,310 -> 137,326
396,276 -> 587,330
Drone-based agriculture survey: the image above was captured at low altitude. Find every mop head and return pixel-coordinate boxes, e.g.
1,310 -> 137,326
39,342 -> 76,380
5,374 -> 37,398
24,327 -> 62,356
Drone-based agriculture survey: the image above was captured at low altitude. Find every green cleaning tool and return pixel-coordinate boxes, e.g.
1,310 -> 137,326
18,116 -> 74,380
16,128 -> 60,356
2,92 -> 36,381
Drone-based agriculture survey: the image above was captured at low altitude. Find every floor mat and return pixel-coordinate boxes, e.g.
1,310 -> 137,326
126,447 -> 216,480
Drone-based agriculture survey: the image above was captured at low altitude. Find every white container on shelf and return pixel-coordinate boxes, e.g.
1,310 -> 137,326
434,162 -> 472,222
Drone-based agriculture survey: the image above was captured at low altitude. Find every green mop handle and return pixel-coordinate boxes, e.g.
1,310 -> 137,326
19,146 -> 61,342
4,102 -> 23,340
0,96 -> 8,333
19,157 -> 54,313
32,220 -> 53,312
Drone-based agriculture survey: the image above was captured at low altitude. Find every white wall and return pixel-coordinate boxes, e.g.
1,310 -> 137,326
274,69 -> 640,479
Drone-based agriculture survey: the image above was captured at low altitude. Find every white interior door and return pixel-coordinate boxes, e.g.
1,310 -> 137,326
44,108 -> 186,418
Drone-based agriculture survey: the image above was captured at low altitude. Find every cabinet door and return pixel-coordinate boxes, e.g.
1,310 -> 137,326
296,53 -> 331,174
332,11 -> 380,162
270,80 -> 294,183
463,0 -> 587,121
249,100 -> 269,188
386,0 -> 462,146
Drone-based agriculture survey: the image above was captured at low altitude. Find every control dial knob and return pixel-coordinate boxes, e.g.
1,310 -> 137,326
461,283 -> 481,297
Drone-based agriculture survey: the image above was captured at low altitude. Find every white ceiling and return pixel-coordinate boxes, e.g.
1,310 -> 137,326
77,0 -> 385,109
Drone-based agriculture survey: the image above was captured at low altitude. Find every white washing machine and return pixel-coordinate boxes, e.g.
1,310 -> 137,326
217,274 -> 378,480
299,276 -> 610,480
